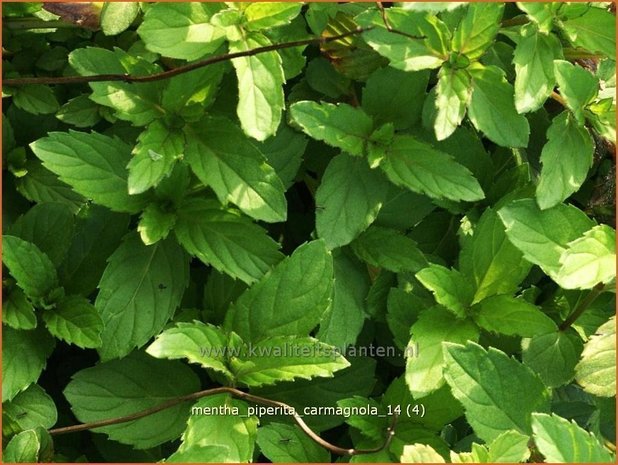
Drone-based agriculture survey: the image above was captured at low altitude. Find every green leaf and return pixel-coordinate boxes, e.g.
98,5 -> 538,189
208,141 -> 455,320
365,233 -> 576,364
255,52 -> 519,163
244,3 -> 303,30
230,32 -> 285,141
537,112 -> 594,209
401,444 -> 446,463
30,130 -> 148,213
513,25 -> 562,114
2,327 -> 55,402
64,351 -> 201,449
257,423 -> 330,463
498,199 -> 596,279
516,3 -> 556,33
3,384 -> 57,431
42,295 -> 103,349
443,341 -> 550,442
352,226 -> 427,273
225,240 -> 333,342
233,336 -> 349,387
556,224 -> 616,290
387,289 -> 427,350
522,330 -> 583,388
406,306 -> 480,398
9,202 -> 75,266
101,2 -> 140,36
128,121 -> 184,195
175,198 -> 283,285
12,85 -> 59,115
289,101 -> 373,156
317,251 -> 369,348
256,124 -> 307,190
554,60 -> 599,124
161,64 -> 225,113
3,429 -> 45,463
56,95 -> 101,128
167,445 -> 230,463
452,3 -> 504,60
179,394 -> 258,462
358,9 -> 449,71
137,3 -> 225,60
146,321 -> 231,377
137,203 -> 176,246
531,413 -> 614,463
486,430 -> 531,463
3,288 -> 37,330
416,264 -> 474,319
576,315 -> 616,397
473,295 -> 557,337
338,396 -> 386,440
96,233 -> 189,360
468,64 -> 530,148
184,117 -> 287,223
2,235 -> 59,303
380,135 -> 484,202
362,66 -> 429,130
460,208 -> 532,303
316,154 -> 389,249
560,7 -> 616,60
69,47 -> 164,126
434,66 -> 471,141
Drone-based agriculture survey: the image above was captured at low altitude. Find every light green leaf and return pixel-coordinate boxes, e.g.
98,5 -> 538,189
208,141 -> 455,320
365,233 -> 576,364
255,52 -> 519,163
452,3 -> 504,60
316,154 -> 389,249
460,208 -> 532,304
498,199 -> 596,279
576,315 -> 616,397
317,251 -> 369,348
233,336 -> 349,387
167,445 -> 230,463
363,66 -> 429,130
162,63 -> 225,113
244,3 -> 303,30
184,118 -> 287,223
257,422 -> 330,463
537,111 -> 594,209
380,135 -> 484,202
101,2 -> 140,36
560,7 -> 616,60
416,264 -> 474,319
147,321 -> 231,377
137,3 -> 225,60
2,235 -> 59,303
406,306 -> 480,398
556,224 -> 616,290
443,341 -> 550,442
554,59 -> 599,124
352,226 -> 427,273
180,394 -> 258,463
175,198 -> 283,285
31,130 -> 148,213
434,66 -> 471,141
128,121 -> 184,195
468,64 -> 530,148
12,85 -> 59,115
486,430 -> 531,463
522,330 -> 583,388
3,288 -> 37,330
401,444 -> 446,463
230,32 -> 285,141
358,9 -> 449,71
56,95 -> 101,128
43,295 -> 103,349
290,101 -> 373,156
338,396 -> 387,441
2,327 -> 55,402
64,351 -> 200,449
473,295 -> 557,337
137,203 -> 176,246
516,3 -> 556,33
96,233 -> 189,360
225,240 -> 333,342
3,384 -> 57,431
531,413 -> 614,463
3,429 -> 43,463
513,25 -> 562,114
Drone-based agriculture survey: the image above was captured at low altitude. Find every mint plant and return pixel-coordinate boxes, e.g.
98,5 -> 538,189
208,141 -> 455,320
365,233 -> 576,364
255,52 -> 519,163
2,2 -> 616,463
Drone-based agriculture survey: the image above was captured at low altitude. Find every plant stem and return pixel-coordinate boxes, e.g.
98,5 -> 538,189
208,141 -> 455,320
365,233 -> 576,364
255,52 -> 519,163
558,283 -> 606,331
48,386 -> 397,456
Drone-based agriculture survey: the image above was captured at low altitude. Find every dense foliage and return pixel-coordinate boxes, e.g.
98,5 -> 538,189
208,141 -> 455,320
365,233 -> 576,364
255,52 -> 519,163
2,2 -> 616,463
